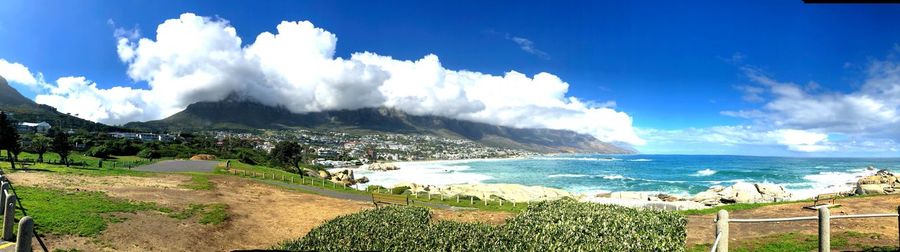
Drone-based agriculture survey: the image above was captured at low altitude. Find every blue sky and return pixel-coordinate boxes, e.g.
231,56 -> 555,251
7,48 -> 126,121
1,0 -> 900,156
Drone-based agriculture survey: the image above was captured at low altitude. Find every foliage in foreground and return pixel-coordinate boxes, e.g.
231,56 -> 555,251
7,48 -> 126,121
16,186 -> 155,236
280,198 -> 687,251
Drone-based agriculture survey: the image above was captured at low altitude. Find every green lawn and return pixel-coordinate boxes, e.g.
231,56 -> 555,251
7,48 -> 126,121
166,203 -> 229,225
14,186 -> 157,236
181,174 -> 214,190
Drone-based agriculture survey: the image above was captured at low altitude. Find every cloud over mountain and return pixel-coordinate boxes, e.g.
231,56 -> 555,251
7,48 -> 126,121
5,13 -> 643,145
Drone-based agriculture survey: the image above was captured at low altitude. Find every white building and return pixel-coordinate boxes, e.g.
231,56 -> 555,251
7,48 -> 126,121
17,122 -> 51,134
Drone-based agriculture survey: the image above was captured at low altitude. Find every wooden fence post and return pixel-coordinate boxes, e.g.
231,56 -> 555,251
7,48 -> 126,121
819,207 -> 830,252
456,195 -> 459,203
470,196 -> 474,205
15,216 -> 32,252
715,210 -> 728,252
897,205 -> 900,249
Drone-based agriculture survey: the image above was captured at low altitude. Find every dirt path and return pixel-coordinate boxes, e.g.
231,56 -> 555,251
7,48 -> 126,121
6,171 -> 512,251
687,195 -> 900,247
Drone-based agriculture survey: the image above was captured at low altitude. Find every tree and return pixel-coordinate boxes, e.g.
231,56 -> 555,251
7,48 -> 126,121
29,134 -> 51,163
0,112 -> 20,169
269,141 -> 304,176
52,131 -> 72,167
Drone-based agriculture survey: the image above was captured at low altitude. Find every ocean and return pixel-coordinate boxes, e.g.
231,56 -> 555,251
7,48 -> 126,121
353,154 -> 900,199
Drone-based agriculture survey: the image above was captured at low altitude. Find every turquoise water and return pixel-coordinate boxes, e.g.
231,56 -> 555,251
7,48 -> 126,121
357,154 -> 900,198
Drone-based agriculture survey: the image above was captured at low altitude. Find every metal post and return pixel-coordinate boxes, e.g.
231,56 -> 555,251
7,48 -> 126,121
897,205 -> 900,249
15,216 -> 32,252
0,182 -> 7,215
715,210 -> 729,252
818,207 -> 830,252
3,197 -> 15,241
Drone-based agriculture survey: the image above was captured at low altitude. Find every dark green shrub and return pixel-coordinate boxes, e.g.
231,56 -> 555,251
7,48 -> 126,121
280,206 -> 430,251
391,186 -> 411,195
137,149 -> 161,159
278,199 -> 687,251
86,145 -> 111,158
366,185 -> 386,192
499,198 -> 687,251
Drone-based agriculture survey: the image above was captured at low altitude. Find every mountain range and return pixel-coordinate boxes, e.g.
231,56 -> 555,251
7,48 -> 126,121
0,76 -> 119,132
126,96 -> 635,154
0,76 -> 633,153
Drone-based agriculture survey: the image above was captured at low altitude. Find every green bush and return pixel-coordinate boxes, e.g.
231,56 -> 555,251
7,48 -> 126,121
391,186 -> 411,195
279,199 -> 686,251
137,149 -> 161,159
86,145 -> 111,159
366,185 -> 387,192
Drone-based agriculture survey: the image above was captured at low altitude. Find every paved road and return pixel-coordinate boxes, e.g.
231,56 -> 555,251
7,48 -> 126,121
134,160 -> 219,173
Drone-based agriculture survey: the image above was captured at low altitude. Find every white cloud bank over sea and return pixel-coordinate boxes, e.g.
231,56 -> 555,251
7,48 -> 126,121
0,13 -> 642,145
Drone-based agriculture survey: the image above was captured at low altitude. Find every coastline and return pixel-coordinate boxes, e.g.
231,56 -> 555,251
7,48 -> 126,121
333,155 -> 887,209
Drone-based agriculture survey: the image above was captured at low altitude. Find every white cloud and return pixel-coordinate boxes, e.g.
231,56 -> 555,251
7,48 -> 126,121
0,59 -> 39,87
22,13 -> 642,145
637,126 -> 837,154
510,36 -> 550,59
770,129 -> 833,152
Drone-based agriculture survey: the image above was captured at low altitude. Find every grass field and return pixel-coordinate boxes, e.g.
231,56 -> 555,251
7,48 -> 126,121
181,174 -> 214,190
15,186 -> 157,236
165,203 -> 229,225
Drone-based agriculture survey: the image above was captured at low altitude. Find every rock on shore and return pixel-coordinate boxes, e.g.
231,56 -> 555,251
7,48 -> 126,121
855,169 -> 899,195
583,192 -> 708,210
692,182 -> 791,206
394,182 -> 573,202
362,163 -> 400,171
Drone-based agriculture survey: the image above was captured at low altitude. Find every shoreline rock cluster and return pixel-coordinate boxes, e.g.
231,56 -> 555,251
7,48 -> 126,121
362,163 -> 400,171
313,169 -> 369,186
348,163 -> 896,210
392,182 -> 573,202
854,169 -> 898,195
691,182 -> 791,206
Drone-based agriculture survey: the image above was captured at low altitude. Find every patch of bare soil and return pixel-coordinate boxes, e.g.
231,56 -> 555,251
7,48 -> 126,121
687,195 -> 900,247
8,172 -> 373,251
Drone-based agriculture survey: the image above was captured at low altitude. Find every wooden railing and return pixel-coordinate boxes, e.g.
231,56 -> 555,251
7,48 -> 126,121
711,207 -> 900,252
0,178 -> 35,252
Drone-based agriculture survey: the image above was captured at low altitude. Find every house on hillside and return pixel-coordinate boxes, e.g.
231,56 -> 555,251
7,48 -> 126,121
16,122 -> 51,134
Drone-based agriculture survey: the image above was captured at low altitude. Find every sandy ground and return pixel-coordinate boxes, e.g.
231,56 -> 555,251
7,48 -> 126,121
686,195 -> 900,247
7,171 -> 514,251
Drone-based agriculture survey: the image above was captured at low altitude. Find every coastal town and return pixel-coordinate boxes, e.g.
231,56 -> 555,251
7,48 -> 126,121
207,129 -> 537,166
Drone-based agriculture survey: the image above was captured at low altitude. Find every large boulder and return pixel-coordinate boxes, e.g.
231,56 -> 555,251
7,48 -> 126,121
692,182 -> 792,206
755,183 -> 790,200
857,184 -> 889,195
730,183 -> 764,203
318,170 -> 331,179
365,163 -> 400,171
854,169 -> 899,195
